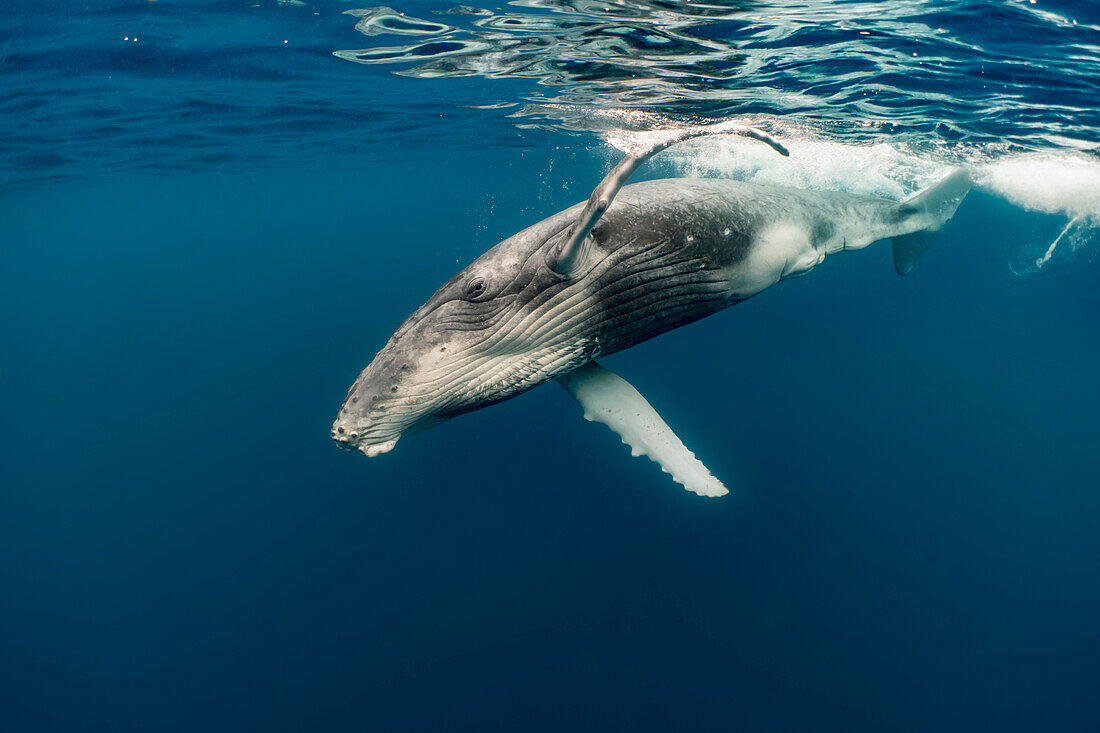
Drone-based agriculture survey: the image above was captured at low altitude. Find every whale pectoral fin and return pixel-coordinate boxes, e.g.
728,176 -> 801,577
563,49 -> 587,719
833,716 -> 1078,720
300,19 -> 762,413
557,361 -> 729,498
548,122 -> 789,278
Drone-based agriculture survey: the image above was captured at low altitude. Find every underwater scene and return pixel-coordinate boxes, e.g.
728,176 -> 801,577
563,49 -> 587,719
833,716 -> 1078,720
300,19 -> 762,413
2,1 -> 1099,730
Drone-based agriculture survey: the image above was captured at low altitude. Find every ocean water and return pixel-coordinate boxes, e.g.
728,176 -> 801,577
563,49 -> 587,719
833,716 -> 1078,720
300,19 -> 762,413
2,1 -> 1099,730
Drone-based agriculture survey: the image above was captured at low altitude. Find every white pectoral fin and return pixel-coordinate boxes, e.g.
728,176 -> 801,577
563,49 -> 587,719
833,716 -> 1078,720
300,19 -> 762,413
557,361 -> 729,498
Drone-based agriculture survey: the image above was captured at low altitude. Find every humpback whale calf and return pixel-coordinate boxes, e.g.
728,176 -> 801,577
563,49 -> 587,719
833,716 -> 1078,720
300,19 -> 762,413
332,124 -> 971,496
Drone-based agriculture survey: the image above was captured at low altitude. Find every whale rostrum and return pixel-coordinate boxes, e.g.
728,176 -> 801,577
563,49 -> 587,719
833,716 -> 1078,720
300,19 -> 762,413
333,123 -> 971,497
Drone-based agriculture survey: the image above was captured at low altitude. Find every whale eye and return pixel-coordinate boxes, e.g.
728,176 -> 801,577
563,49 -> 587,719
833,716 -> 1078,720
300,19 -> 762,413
463,276 -> 488,300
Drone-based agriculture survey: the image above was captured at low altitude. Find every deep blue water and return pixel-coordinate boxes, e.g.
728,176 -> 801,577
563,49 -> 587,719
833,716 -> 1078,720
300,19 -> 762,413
2,2 -> 1099,731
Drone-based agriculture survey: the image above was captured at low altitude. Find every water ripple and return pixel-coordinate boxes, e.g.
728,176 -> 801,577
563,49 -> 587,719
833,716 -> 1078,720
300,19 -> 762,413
1,0 -> 1097,198
335,0 -> 1100,152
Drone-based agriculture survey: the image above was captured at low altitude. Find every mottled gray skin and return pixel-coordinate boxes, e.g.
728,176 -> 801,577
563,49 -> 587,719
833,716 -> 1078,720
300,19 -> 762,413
332,178 -> 902,454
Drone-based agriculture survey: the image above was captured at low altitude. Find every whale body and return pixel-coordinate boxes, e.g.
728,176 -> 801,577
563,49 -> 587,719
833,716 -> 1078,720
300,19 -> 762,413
332,126 -> 971,496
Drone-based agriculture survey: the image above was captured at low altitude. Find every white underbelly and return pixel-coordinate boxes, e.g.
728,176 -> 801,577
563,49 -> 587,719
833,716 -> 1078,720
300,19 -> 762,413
724,222 -> 824,299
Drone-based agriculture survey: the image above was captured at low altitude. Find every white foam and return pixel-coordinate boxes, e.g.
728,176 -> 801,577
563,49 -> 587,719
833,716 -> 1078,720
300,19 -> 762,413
609,122 -> 1100,221
974,153 -> 1100,221
653,134 -> 949,200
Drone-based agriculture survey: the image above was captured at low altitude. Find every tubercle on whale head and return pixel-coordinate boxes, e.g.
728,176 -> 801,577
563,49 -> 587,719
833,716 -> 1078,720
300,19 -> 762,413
330,319 -> 448,455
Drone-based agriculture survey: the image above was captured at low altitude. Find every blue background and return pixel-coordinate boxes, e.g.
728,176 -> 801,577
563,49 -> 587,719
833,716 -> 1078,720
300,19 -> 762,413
2,1 -> 1099,731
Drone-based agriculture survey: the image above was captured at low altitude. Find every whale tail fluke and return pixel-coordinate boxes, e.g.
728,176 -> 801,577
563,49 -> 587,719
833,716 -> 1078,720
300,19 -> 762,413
892,168 -> 971,275
892,230 -> 937,275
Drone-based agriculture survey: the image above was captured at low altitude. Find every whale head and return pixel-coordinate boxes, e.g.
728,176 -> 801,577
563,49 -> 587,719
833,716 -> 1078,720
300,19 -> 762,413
331,210 -> 595,456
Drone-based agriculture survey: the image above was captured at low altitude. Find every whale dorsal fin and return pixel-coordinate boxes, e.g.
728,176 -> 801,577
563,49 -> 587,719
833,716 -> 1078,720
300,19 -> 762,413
557,361 -> 728,498
548,122 -> 790,278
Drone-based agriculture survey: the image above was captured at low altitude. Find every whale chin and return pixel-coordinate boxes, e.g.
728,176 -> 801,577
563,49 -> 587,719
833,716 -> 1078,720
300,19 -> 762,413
358,439 -> 398,458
